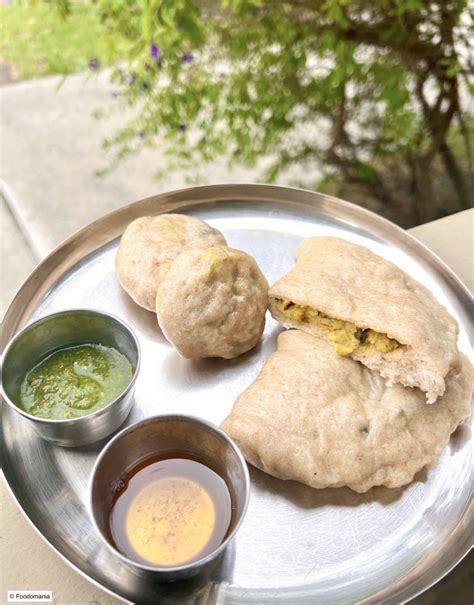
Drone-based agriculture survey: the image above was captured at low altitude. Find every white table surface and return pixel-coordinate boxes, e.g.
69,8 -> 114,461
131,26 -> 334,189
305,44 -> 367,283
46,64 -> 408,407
2,208 -> 473,604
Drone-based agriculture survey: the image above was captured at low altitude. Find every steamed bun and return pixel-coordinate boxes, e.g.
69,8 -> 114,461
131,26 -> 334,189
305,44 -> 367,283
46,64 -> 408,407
115,214 -> 226,311
156,246 -> 268,359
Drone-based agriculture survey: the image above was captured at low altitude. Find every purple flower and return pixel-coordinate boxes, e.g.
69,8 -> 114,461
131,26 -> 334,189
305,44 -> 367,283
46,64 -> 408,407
111,91 -> 118,98
150,44 -> 160,60
138,131 -> 146,140
89,59 -> 100,71
181,53 -> 193,64
128,72 -> 136,85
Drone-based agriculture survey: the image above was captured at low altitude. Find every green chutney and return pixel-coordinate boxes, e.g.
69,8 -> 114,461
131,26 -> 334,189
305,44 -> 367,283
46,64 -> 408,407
19,344 -> 133,420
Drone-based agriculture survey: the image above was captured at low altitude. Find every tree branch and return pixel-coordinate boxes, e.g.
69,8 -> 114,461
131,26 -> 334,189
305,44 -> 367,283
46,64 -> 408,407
438,142 -> 472,210
285,1 -> 445,63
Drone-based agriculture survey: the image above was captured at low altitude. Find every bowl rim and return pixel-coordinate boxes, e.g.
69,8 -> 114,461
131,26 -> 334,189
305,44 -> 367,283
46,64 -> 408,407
0,308 -> 141,425
88,413 -> 251,573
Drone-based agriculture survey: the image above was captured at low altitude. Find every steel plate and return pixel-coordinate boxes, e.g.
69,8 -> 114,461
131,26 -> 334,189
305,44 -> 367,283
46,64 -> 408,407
1,184 -> 472,604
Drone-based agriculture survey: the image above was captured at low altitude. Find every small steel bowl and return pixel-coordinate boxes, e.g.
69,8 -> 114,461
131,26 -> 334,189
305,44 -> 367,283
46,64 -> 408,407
89,414 -> 250,581
1,309 -> 140,447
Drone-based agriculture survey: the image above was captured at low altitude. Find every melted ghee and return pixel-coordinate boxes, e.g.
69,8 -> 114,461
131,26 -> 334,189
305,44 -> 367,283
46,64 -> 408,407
109,455 -> 232,567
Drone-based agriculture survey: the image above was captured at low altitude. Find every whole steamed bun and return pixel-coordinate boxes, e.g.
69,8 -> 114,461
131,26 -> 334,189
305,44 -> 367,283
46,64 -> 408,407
156,246 -> 269,359
115,214 -> 226,311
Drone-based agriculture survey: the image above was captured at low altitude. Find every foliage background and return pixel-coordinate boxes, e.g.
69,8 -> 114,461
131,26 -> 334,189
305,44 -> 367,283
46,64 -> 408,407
1,0 -> 472,227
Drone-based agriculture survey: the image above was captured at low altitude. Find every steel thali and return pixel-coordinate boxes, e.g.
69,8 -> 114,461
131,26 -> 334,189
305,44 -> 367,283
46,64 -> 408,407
1,184 -> 472,604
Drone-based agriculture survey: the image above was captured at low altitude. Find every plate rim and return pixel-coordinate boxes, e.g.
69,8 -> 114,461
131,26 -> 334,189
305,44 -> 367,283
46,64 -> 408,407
1,183 -> 472,604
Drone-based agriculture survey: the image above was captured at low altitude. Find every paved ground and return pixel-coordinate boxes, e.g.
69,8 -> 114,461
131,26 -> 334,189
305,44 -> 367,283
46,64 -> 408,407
1,192 -> 37,313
